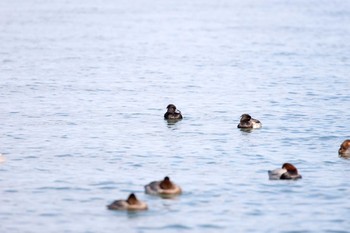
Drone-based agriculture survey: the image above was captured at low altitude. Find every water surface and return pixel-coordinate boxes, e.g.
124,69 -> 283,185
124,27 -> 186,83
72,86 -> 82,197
1,0 -> 350,232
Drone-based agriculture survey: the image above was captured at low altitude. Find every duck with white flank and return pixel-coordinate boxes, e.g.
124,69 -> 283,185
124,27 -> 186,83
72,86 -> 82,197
268,163 -> 302,180
237,114 -> 261,129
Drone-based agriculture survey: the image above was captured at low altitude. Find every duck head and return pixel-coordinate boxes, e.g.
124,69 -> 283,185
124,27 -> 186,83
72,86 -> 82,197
166,104 -> 178,113
282,163 -> 298,175
126,193 -> 139,205
280,163 -> 302,180
240,114 -> 252,122
159,176 -> 175,189
338,140 -> 350,157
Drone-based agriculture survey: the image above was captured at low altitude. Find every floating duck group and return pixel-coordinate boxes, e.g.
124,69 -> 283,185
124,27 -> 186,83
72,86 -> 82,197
108,176 -> 181,211
105,104 -> 348,211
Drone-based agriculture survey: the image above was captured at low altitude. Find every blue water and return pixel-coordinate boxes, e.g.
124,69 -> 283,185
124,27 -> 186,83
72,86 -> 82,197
1,0 -> 350,232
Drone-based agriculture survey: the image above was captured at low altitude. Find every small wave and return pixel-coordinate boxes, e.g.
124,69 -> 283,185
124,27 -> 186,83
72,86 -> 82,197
4,189 -> 18,193
198,224 -> 225,229
161,224 -> 192,230
39,213 -> 61,217
36,186 -> 90,191
90,181 -> 118,186
89,181 -> 119,190
23,156 -> 38,159
141,224 -> 192,231
55,154 -> 73,158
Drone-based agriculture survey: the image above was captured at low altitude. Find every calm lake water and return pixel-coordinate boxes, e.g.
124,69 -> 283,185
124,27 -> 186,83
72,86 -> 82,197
1,0 -> 350,232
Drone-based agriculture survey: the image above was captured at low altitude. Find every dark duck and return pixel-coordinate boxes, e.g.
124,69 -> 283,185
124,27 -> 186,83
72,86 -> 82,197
164,104 -> 183,120
237,114 -> 261,129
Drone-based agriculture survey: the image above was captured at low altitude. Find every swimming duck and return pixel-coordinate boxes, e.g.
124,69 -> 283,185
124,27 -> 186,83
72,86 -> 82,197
145,176 -> 182,196
268,163 -> 302,180
164,104 -> 183,120
338,140 -> 350,157
107,193 -> 148,211
237,114 -> 261,129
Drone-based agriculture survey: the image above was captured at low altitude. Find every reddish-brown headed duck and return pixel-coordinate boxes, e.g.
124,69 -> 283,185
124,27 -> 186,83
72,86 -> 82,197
107,193 -> 148,211
164,104 -> 183,120
338,140 -> 350,158
145,176 -> 182,197
237,114 -> 261,129
268,163 -> 302,180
